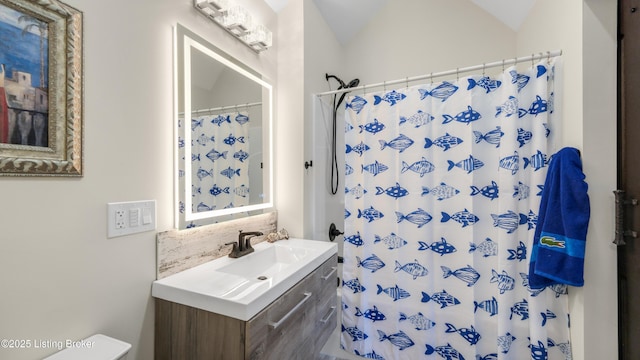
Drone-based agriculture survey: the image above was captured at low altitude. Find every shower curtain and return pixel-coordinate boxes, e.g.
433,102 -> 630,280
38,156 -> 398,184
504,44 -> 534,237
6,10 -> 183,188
342,60 -> 572,360
180,111 -> 251,220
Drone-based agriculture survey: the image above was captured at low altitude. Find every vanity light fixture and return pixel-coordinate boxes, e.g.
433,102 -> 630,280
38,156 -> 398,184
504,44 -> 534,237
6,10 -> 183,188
193,0 -> 273,53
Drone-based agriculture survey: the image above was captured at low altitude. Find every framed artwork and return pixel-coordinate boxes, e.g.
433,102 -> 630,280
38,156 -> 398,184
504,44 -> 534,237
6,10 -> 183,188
0,0 -> 82,176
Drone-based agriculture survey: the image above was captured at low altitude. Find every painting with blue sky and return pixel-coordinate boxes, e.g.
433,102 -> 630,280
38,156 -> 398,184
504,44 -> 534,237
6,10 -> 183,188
0,3 -> 49,88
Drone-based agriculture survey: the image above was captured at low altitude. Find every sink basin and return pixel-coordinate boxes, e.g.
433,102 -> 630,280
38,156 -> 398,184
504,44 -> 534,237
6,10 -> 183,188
152,238 -> 337,321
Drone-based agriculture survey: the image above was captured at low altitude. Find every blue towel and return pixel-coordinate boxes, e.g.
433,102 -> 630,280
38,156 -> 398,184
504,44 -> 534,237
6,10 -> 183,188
528,147 -> 590,289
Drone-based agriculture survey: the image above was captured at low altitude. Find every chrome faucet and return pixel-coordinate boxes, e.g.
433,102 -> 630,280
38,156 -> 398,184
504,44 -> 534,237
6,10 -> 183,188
226,230 -> 263,258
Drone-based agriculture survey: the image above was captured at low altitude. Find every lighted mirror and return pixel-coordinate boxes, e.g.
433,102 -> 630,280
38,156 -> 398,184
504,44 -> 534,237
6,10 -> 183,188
174,23 -> 273,229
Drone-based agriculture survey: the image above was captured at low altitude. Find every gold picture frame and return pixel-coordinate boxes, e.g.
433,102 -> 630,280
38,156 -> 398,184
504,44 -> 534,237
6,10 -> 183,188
0,0 -> 82,176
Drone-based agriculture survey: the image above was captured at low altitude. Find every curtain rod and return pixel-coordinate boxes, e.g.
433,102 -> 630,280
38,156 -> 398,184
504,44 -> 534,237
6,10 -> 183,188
314,50 -> 562,97
181,101 -> 262,116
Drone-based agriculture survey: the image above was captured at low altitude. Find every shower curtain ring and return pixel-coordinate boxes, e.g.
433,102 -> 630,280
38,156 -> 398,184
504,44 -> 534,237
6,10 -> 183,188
531,53 -> 535,67
406,76 -> 409,89
502,59 -> 505,72
482,63 -> 486,76
456,68 -> 459,81
430,72 -> 434,85
383,80 -> 387,92
546,51 -> 551,64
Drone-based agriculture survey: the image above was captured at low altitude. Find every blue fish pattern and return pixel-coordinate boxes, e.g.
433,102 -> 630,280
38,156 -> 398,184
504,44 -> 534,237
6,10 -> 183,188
196,133 -> 214,146
209,184 -> 230,196
210,115 -> 231,126
205,148 -> 227,163
234,113 -> 249,125
340,63 -> 568,359
223,133 -> 245,145
467,76 -> 502,93
353,350 -> 385,360
342,324 -> 368,341
220,166 -> 241,179
233,185 -> 249,198
418,237 -> 457,256
196,202 -> 214,212
424,133 -> 464,151
419,81 -> 459,102
422,182 -> 460,201
473,126 -> 504,147
373,90 -> 407,106
443,105 -> 482,125
233,150 -> 249,162
356,254 -> 386,273
470,181 -> 499,200
191,118 -> 204,130
197,168 -> 213,180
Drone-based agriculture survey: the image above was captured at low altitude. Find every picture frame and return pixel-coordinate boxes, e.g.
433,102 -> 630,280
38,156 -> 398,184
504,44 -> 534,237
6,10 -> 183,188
0,0 -> 82,176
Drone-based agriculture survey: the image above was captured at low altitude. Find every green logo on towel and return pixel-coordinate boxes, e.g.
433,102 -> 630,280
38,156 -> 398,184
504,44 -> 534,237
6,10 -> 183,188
540,236 -> 565,248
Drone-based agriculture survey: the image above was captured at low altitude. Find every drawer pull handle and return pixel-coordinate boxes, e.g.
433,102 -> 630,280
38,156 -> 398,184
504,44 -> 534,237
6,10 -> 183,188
321,267 -> 337,281
269,292 -> 312,329
320,306 -> 337,324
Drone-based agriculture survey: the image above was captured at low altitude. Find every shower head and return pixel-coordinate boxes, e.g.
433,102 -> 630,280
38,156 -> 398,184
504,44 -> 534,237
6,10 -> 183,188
325,73 -> 346,89
346,78 -> 360,89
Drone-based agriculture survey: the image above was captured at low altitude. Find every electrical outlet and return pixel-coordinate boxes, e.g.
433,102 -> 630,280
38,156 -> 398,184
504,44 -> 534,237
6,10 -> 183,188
108,200 -> 156,238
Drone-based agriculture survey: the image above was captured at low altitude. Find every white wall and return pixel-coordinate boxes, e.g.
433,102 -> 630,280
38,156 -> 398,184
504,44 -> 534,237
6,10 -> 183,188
0,0 -> 277,359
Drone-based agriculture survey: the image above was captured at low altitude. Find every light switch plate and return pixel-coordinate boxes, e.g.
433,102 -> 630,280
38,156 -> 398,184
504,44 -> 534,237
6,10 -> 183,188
107,200 -> 156,238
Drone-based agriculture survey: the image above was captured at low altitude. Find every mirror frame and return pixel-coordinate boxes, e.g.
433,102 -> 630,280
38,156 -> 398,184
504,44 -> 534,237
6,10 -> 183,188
173,23 -> 273,227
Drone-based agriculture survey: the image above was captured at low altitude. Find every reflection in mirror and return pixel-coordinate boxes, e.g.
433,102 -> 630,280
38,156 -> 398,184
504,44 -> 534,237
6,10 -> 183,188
174,24 -> 273,229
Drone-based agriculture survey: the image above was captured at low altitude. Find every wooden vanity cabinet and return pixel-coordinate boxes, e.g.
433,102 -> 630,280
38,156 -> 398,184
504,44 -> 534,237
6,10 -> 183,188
155,255 -> 338,360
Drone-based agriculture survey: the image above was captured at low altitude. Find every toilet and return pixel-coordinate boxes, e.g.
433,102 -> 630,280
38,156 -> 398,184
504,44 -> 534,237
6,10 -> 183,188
43,334 -> 131,360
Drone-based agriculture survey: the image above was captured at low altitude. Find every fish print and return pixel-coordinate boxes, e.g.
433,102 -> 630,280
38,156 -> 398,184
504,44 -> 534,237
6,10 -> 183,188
196,133 -> 214,146
477,354 -> 498,360
374,232 -> 408,249
529,340 -> 549,360
424,133 -> 464,151
474,297 -> 498,316
346,95 -> 367,114
197,168 -> 213,180
491,211 -> 527,234
343,278 -> 366,293
359,118 -> 386,134
442,265 -> 481,287
543,122 -> 551,137
346,141 -> 371,156
379,134 -> 414,153
491,269 -> 516,294
520,273 -> 545,297
549,283 -> 569,297
537,185 -> 545,196
191,118 -> 204,130
196,202 -> 214,212
517,128 -> 533,147
418,81 -> 459,102
541,310 -> 557,326
345,232 -> 364,247
178,137 -> 185,149
355,305 -> 386,322
394,259 -> 429,279
209,184 -> 230,196
210,115 -> 231,126
441,209 -> 480,227
510,299 -> 529,320
499,151 -> 520,175
424,344 -> 465,360
445,323 -> 481,345
421,290 -> 461,308
443,105 -> 482,125
510,70 -> 531,92
395,208 -> 432,228
401,157 -> 435,177
346,184 -> 367,199
358,206 -> 384,222
524,150 -> 549,171
507,241 -> 527,261
377,330 -> 415,350
528,95 -> 548,116
342,324 -> 368,341
356,254 -> 385,273
223,134 -> 245,146
345,164 -> 354,176
220,167 -> 241,179
547,338 -> 572,359
537,64 -> 548,78
422,182 -> 460,201
418,237 -> 457,256
399,110 -> 434,128
447,155 -> 484,174
513,181 -> 530,200
399,312 -> 436,330
473,126 -> 504,148
469,238 -> 498,257
233,150 -> 249,162
362,160 -> 389,176
470,181 -> 499,200
353,350 -> 385,360
373,90 -> 407,106
524,210 -> 538,230
377,284 -> 411,301
497,333 -> 517,354
191,153 -> 201,162
495,96 -> 528,118
376,182 -> 409,199
344,209 -> 351,219
234,113 -> 249,125
467,76 -> 502,93
233,185 -> 249,198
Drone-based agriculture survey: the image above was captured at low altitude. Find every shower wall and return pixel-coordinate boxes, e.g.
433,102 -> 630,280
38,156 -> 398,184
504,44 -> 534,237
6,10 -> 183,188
303,0 -> 617,359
